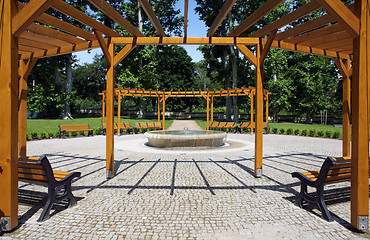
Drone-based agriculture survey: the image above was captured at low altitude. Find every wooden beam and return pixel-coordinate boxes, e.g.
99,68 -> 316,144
27,23 -> 87,44
255,43 -> 263,177
229,0 -> 286,37
313,37 -> 352,50
299,30 -> 351,48
94,30 -> 111,67
0,0 -> 19,231
112,37 -> 259,45
351,0 -> 369,230
184,0 -> 189,37
260,30 -> 277,63
236,44 -> 257,66
106,43 -> 115,179
113,44 -> 136,68
88,0 -> 144,37
316,0 -> 359,37
333,58 -> 351,157
51,0 -> 121,37
12,0 -> 51,36
251,0 -> 322,38
19,44 -> 45,52
18,37 -> 56,50
19,31 -> 71,47
207,0 -> 237,37
18,57 -> 38,157
138,0 -> 166,37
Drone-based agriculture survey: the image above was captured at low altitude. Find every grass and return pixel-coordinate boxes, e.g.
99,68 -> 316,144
27,117 -> 173,135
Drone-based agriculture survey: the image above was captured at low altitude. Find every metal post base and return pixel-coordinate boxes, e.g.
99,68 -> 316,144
1,217 -> 10,231
358,216 -> 368,230
106,170 -> 113,179
255,169 -> 262,178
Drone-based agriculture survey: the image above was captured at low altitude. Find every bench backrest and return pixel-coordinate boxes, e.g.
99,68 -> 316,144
59,124 -> 91,132
209,122 -> 219,128
136,122 -> 162,129
210,122 -> 235,128
154,122 -> 162,129
18,156 -> 55,185
239,122 -> 268,128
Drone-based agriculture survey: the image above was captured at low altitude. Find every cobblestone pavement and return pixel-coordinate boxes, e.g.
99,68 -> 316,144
2,133 -> 370,239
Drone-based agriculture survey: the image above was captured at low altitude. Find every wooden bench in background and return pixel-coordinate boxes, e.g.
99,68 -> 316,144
291,156 -> 358,221
238,122 -> 269,133
209,122 -> 237,132
18,155 -> 81,222
102,123 -> 133,135
135,122 -> 162,133
58,124 -> 93,138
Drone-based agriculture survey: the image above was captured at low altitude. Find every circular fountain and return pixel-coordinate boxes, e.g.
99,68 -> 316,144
145,129 -> 227,148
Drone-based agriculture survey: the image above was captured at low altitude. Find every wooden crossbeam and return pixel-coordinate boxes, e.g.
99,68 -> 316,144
299,30 -> 351,47
19,31 -> 71,47
19,44 -> 46,52
260,30 -> 277,63
251,0 -> 321,38
236,44 -> 257,66
13,0 -> 51,36
51,0 -> 121,37
313,37 -> 352,50
94,30 -> 111,67
27,23 -> 87,44
113,44 -> 137,68
207,0 -> 237,37
18,37 -> 56,50
284,23 -> 343,44
229,0 -> 286,37
184,0 -> 189,37
138,0 -> 165,37
316,0 -> 359,37
88,0 -> 144,37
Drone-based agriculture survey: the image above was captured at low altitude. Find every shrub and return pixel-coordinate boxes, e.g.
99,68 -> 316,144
325,131 -> 332,138
308,129 -> 316,137
333,131 -> 340,138
26,133 -> 31,140
31,131 -> 38,139
94,127 -> 102,135
56,131 -> 61,138
47,131 -> 54,138
271,128 -> 278,134
301,129 -> 308,136
294,129 -> 300,135
317,130 -> 324,137
40,131 -> 47,139
79,131 -> 85,136
71,131 -> 78,136
279,128 -> 285,134
286,128 -> 293,135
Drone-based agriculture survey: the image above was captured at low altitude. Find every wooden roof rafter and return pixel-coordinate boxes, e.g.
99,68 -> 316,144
184,0 -> 189,37
207,0 -> 238,37
138,0 -> 166,37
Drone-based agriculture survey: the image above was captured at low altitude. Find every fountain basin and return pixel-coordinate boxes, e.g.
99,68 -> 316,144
145,130 -> 227,148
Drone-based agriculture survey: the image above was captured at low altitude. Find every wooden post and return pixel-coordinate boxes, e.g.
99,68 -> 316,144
18,57 -> 37,157
250,94 -> 254,133
206,91 -> 210,130
162,92 -> 165,130
350,0 -> 369,230
211,95 -> 214,122
117,94 -> 121,135
106,44 -> 115,179
265,94 -> 269,123
157,96 -> 160,122
0,0 -> 19,231
255,43 -> 263,177
102,93 -> 106,124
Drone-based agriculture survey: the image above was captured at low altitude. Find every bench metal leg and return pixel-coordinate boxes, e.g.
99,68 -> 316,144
317,186 -> 333,221
295,183 -> 307,208
38,187 -> 56,222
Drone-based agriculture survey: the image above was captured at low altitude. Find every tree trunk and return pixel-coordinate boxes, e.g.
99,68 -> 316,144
223,48 -> 232,121
61,54 -> 73,119
230,45 -> 239,123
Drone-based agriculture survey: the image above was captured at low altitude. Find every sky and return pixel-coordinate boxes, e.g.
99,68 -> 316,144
74,0 -> 208,65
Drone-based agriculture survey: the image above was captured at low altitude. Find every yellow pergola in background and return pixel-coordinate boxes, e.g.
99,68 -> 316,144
0,0 -> 368,230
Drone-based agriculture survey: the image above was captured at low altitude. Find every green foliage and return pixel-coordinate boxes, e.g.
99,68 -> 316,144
40,131 -> 47,139
333,131 -> 340,138
27,134 -> 31,140
294,129 -> 300,135
308,129 -> 316,137
279,128 -> 285,134
71,132 -> 78,136
325,131 -> 332,138
94,127 -> 102,135
286,128 -> 293,135
79,131 -> 85,136
301,129 -> 308,136
31,131 -> 38,139
47,131 -> 54,138
317,130 -> 324,137
271,128 -> 278,134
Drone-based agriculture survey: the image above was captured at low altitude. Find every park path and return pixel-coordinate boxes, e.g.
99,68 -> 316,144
167,120 -> 202,130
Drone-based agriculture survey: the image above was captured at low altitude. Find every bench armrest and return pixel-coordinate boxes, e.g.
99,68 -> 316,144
291,172 -> 317,187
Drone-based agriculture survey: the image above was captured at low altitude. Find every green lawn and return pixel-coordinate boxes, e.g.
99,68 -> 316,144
27,117 -> 173,135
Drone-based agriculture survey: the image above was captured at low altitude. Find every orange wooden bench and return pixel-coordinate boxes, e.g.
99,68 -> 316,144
238,122 -> 269,133
135,122 -> 163,133
102,123 -> 133,135
58,124 -> 93,138
18,156 -> 81,221
209,122 -> 237,132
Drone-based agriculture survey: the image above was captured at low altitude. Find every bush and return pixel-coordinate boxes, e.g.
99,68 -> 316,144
71,131 -> 78,136
279,128 -> 285,134
47,131 -> 54,138
301,129 -> 308,136
325,131 -> 332,138
271,128 -> 278,134
333,131 -> 340,138
31,131 -> 38,139
94,127 -> 102,135
317,130 -> 324,137
79,131 -> 85,136
40,131 -> 47,139
308,129 -> 316,137
286,128 -> 293,135
27,134 -> 31,140
294,129 -> 300,135
56,131 -> 61,138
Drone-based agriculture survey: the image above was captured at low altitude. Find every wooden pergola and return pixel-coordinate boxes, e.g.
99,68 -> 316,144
0,0 -> 368,231
99,87 -> 271,132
